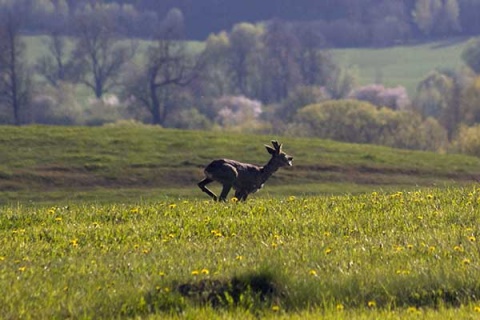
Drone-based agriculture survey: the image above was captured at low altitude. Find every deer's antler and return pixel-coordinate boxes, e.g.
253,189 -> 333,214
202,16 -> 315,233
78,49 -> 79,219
271,140 -> 282,152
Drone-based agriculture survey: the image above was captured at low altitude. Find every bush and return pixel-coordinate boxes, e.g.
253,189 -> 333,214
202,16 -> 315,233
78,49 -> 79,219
26,83 -> 83,125
164,108 -> 212,130
451,125 -> 480,157
213,95 -> 263,127
293,100 -> 447,151
348,84 -> 410,110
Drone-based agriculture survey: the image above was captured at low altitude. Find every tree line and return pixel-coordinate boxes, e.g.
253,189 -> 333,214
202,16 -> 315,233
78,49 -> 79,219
3,0 -> 480,46
3,1 -> 480,156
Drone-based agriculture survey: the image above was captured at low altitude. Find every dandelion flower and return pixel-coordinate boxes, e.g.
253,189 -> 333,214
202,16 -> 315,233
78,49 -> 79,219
272,305 -> 280,312
367,300 -> 376,308
454,245 -> 464,252
130,207 -> 140,214
191,270 -> 199,276
474,306 -> 480,313
201,268 -> 209,275
468,236 -> 476,242
407,306 -> 418,314
18,266 -> 26,272
336,304 -> 344,311
309,270 -> 317,276
230,197 -> 238,203
169,204 -> 177,209
462,258 -> 471,265
325,248 -> 332,255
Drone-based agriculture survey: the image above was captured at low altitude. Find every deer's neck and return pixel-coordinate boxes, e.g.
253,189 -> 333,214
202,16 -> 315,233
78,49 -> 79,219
260,158 -> 280,182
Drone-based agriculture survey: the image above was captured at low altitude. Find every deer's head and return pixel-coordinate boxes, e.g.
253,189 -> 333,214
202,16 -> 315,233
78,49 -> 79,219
265,140 -> 293,167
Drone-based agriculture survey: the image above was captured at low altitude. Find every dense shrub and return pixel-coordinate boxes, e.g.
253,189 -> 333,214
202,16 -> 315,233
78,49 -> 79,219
213,95 -> 263,128
292,100 -> 447,151
25,84 -> 83,125
451,124 -> 480,157
348,84 -> 410,110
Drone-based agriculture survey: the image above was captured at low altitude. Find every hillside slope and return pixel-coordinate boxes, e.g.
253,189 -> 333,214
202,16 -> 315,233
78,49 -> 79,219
1,125 -> 479,203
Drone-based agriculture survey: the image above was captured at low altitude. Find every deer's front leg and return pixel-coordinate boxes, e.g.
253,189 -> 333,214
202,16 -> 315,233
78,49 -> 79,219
234,190 -> 248,201
219,184 -> 232,202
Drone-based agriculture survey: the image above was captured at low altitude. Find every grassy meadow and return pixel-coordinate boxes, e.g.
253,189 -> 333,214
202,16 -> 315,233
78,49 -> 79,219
2,188 -> 480,319
1,126 -> 480,318
333,37 -> 471,94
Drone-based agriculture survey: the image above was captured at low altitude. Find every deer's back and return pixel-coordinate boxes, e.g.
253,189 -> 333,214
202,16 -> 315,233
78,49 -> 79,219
205,159 -> 262,185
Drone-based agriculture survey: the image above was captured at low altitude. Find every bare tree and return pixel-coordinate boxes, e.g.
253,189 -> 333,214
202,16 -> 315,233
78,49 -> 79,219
125,25 -> 204,125
36,31 -> 76,87
0,6 -> 32,125
71,7 -> 136,98
198,141 -> 293,201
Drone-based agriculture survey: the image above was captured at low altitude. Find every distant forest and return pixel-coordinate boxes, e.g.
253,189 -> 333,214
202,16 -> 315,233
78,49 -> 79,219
15,0 -> 480,46
5,0 -> 480,157
135,0 -> 480,44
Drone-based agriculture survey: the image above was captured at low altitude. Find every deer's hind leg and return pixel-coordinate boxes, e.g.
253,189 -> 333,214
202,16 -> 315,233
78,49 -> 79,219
198,178 -> 218,201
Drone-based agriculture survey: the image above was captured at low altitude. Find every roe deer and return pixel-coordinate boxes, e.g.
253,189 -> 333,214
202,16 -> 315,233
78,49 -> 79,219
198,141 -> 293,201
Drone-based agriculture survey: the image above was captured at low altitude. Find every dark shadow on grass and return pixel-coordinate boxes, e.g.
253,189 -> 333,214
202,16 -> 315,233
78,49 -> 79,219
143,269 -> 284,314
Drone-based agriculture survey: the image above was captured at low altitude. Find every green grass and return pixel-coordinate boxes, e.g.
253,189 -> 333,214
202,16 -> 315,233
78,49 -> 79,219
332,38 -> 470,94
1,125 -> 480,204
1,187 -> 480,318
2,126 -> 480,318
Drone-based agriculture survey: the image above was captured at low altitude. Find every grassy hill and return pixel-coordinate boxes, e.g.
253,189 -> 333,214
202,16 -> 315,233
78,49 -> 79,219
1,125 -> 479,203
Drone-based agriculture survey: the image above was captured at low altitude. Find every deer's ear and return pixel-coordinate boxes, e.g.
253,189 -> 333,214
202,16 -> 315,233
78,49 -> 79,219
265,145 -> 276,155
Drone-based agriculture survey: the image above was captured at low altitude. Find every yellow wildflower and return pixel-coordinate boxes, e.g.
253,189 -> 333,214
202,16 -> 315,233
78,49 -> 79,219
454,245 -> 464,252
407,306 -> 419,314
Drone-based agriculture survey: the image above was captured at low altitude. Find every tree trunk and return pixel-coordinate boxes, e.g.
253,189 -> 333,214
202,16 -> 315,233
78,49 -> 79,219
150,83 -> 162,125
